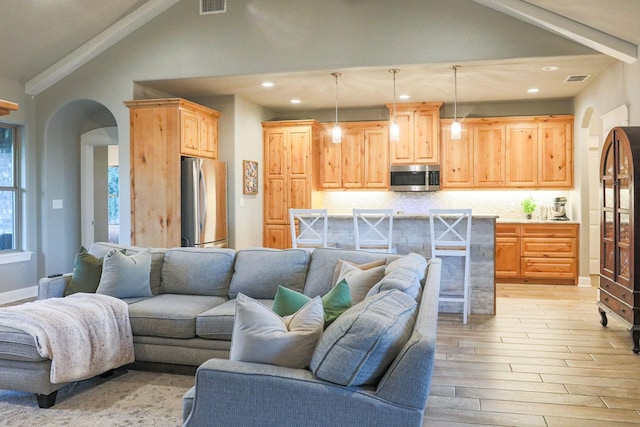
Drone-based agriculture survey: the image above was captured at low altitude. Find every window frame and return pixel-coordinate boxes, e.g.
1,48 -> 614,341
0,123 -> 20,253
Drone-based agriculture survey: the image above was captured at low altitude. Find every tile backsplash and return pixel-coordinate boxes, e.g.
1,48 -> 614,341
313,189 -> 571,221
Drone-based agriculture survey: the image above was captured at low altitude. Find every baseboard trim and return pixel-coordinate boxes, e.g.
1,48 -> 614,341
578,276 -> 592,287
0,285 -> 38,305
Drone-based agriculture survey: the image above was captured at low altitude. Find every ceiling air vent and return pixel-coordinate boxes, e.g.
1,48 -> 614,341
200,0 -> 226,15
564,74 -> 591,83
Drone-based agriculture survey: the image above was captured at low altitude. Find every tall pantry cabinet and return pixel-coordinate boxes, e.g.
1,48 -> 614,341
125,98 -> 220,248
263,120 -> 320,249
598,127 -> 640,353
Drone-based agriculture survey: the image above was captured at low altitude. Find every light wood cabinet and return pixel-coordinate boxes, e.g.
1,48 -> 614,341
495,222 -> 578,285
125,98 -> 220,247
495,223 -> 520,279
506,123 -> 538,187
263,120 -> 320,249
474,124 -> 506,187
316,122 -> 389,189
441,122 -> 506,187
538,120 -> 573,188
387,102 -> 442,165
441,126 -> 473,187
441,115 -> 573,189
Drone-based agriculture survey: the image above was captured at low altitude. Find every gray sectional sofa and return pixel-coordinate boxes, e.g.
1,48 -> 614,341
0,242 -> 441,426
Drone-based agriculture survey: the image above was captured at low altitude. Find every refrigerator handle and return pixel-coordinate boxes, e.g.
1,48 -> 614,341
199,162 -> 208,234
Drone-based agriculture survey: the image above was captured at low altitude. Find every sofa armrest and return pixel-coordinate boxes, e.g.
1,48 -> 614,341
37,274 -> 71,299
184,359 -> 424,427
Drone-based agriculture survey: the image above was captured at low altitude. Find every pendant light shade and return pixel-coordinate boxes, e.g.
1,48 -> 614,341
331,72 -> 342,144
450,65 -> 462,140
389,69 -> 400,142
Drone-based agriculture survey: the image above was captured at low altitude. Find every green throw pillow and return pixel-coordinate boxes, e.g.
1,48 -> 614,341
65,246 -> 103,296
272,282 -> 352,328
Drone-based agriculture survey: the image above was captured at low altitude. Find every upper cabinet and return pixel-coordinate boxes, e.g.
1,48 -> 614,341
386,102 -> 442,165
316,121 -> 389,190
125,98 -> 221,247
441,115 -> 573,189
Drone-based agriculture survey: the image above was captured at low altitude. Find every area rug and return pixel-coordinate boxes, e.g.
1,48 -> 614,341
0,368 -> 193,427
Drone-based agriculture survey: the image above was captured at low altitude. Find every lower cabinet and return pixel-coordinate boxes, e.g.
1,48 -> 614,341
496,222 -> 578,285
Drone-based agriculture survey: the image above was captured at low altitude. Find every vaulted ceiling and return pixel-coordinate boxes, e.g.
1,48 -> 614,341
1,0 -> 638,110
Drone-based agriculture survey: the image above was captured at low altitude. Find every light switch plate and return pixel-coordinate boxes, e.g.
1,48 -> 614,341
52,199 -> 63,209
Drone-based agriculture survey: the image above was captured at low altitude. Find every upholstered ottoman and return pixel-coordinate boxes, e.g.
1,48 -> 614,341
0,325 -> 67,408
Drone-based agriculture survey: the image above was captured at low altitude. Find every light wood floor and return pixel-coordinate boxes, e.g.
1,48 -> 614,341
425,280 -> 640,426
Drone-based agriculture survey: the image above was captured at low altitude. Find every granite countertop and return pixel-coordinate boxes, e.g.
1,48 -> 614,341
496,218 -> 580,224
325,213 -> 500,219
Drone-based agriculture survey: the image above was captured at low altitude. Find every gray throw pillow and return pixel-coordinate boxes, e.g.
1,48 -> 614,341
310,289 -> 418,387
96,249 -> 152,299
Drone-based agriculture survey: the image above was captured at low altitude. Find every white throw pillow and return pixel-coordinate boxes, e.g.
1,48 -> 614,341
96,249 -> 152,299
336,262 -> 386,304
230,293 -> 324,369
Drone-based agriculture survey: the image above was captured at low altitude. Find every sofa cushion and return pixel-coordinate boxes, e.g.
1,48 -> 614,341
89,243 -> 166,295
310,289 -> 418,387
65,246 -> 104,296
128,294 -> 226,339
367,253 -> 427,300
272,280 -> 352,328
0,325 -> 44,362
96,249 -> 153,299
303,248 -> 397,298
160,248 -> 235,296
196,298 -> 273,340
230,294 -> 324,369
228,249 -> 310,299
335,262 -> 386,304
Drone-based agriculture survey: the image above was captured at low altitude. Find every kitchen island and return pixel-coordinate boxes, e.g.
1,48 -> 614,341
325,214 -> 497,316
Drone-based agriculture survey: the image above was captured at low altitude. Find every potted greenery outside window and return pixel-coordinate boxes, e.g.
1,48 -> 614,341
521,197 -> 536,220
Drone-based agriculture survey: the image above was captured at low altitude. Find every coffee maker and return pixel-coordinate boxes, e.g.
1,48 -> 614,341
549,197 -> 569,221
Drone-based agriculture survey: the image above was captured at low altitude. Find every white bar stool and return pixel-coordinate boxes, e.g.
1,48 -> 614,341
289,209 -> 330,250
429,209 -> 472,324
353,209 -> 397,253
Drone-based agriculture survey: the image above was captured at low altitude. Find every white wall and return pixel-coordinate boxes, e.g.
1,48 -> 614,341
573,60 -> 640,279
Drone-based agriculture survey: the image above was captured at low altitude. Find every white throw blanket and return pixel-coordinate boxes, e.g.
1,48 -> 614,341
0,293 -> 134,384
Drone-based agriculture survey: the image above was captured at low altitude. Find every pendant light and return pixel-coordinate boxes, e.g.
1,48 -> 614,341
450,65 -> 462,140
331,72 -> 342,144
389,69 -> 400,142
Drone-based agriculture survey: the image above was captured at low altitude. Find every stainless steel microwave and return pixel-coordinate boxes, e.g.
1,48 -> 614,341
389,164 -> 440,191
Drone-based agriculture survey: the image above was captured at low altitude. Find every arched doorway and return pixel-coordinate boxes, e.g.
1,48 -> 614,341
80,126 -> 119,246
41,100 -> 118,275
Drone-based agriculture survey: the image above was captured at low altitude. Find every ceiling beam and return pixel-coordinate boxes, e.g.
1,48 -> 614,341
25,0 -> 181,96
473,0 -> 637,64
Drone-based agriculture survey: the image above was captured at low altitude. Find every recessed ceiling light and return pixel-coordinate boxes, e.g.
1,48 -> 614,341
399,94 -> 410,100
527,88 -> 539,93
542,66 -> 559,72
261,81 -> 274,88
290,99 -> 301,104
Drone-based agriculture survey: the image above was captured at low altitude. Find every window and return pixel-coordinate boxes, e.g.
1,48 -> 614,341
0,124 -> 18,251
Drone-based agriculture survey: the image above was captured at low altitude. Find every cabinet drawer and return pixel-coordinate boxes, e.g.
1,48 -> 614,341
599,289 -> 634,324
521,257 -> 576,280
521,223 -> 577,238
600,277 -> 634,306
521,237 -> 576,258
496,223 -> 519,237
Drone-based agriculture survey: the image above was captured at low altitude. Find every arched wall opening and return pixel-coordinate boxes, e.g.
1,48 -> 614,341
40,100 -> 117,276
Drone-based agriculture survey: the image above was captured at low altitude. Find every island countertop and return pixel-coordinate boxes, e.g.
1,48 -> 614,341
321,213 -> 496,316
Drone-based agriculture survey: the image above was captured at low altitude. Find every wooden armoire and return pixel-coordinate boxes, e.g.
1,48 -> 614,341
598,127 -> 640,353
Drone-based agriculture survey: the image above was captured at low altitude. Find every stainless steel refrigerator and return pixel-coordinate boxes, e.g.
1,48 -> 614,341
181,157 -> 228,248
